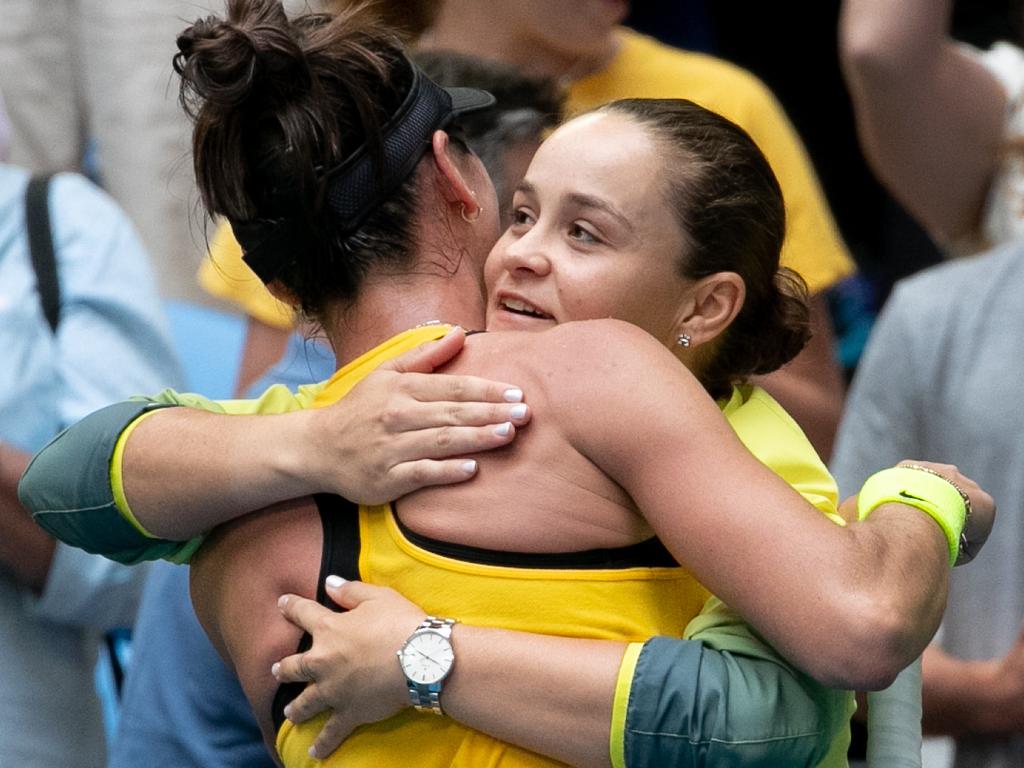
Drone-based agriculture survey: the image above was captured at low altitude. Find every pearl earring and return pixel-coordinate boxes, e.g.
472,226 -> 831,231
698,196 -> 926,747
676,333 -> 691,348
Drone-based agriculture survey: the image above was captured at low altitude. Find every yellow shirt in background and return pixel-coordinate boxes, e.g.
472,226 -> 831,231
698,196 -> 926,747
568,29 -> 853,295
196,220 -> 294,330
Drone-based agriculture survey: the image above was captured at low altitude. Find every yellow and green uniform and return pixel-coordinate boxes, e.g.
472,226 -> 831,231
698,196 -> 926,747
22,327 -> 853,767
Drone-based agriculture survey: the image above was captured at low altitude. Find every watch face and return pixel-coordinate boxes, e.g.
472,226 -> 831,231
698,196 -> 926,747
400,630 -> 454,685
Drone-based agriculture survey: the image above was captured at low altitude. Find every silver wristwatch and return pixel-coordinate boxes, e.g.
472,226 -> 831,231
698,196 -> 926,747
396,616 -> 457,715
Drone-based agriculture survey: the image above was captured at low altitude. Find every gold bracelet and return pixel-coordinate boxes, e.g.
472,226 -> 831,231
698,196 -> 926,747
901,465 -> 972,565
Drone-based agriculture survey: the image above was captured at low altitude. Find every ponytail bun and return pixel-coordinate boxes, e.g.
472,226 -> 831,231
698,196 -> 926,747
174,0 -> 310,119
175,0 -> 420,321
748,266 -> 812,375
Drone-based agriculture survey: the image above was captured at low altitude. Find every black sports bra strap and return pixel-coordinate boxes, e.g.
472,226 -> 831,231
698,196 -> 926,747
270,494 -> 361,733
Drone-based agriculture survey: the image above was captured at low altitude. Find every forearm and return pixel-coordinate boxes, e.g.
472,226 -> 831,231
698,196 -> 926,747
19,399 -> 312,562
122,407 -> 318,539
921,644 -> 1015,737
638,460 -> 949,689
757,503 -> 949,689
444,627 -> 847,768
448,593 -> 848,768
444,625 -> 622,768
840,0 -> 1005,239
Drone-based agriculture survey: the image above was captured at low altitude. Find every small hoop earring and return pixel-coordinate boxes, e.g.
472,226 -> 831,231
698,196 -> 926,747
676,333 -> 691,348
460,202 -> 482,223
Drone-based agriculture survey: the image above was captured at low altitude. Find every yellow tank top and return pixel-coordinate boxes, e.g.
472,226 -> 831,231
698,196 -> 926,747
277,503 -> 708,767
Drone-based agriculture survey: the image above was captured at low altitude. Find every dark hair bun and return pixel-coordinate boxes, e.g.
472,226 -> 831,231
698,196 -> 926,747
176,0 -> 422,322
174,0 -> 310,118
749,266 -> 812,375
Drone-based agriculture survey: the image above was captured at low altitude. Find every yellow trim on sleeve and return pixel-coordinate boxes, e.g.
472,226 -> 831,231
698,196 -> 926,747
610,642 -> 644,768
109,408 -> 164,538
823,511 -> 848,526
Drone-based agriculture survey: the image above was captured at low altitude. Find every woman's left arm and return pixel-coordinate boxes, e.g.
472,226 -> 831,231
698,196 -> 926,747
555,321 -> 988,691
274,579 -> 845,768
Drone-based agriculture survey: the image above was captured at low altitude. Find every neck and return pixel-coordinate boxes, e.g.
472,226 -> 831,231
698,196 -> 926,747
422,2 -> 616,81
325,268 -> 486,367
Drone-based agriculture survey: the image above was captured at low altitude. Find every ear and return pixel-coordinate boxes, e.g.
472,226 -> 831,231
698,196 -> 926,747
677,272 -> 745,348
430,130 -> 480,217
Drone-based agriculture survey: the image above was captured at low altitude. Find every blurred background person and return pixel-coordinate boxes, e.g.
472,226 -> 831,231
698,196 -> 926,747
0,92 -> 183,766
841,0 -> 1024,254
837,1 -> 1024,766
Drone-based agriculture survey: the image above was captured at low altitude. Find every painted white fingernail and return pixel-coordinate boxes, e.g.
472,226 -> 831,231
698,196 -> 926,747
278,595 -> 290,609
271,662 -> 280,678
510,404 -> 528,420
325,574 -> 346,590
308,744 -> 317,758
493,422 -> 512,437
462,459 -> 478,474
503,388 -> 523,403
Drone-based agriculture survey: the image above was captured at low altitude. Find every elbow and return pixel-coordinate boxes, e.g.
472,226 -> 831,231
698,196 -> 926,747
803,590 -> 922,691
840,27 -> 901,92
839,11 -> 926,94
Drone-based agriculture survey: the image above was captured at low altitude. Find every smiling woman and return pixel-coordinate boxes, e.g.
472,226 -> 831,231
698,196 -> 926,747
488,100 -> 808,399
487,112 -> 690,340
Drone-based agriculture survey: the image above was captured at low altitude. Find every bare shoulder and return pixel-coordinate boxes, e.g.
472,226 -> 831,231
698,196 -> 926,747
460,319 -> 686,388
458,320 -> 712,437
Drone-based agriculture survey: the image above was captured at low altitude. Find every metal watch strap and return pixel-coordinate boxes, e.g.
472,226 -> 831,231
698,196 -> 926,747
405,617 -> 456,715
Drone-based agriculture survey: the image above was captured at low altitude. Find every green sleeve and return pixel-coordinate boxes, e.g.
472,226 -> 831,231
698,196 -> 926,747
19,398 -> 202,564
21,384 -> 317,564
620,598 -> 854,768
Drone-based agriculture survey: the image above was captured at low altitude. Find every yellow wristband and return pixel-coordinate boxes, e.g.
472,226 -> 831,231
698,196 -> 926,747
857,466 -> 967,566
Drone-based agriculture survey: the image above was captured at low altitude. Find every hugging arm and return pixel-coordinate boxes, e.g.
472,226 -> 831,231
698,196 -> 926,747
839,0 -> 1008,241
556,321 -> 959,690
275,580 -> 848,768
20,329 -> 532,562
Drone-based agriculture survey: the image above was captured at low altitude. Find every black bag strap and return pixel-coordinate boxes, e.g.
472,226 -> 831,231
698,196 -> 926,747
25,173 -> 60,333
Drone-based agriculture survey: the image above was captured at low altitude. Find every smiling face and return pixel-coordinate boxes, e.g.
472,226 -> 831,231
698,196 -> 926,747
484,111 -> 692,347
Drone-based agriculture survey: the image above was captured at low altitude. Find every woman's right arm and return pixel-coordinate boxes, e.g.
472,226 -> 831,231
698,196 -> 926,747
20,329 -> 532,563
839,0 -> 1007,241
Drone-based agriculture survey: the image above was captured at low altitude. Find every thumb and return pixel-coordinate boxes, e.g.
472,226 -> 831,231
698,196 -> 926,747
324,576 -> 378,609
381,327 -> 465,374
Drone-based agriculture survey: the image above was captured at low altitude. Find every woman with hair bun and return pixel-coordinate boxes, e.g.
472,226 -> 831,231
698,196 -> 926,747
21,1 -> 991,766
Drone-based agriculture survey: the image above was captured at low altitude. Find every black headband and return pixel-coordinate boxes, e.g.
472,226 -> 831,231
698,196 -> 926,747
231,59 -> 495,284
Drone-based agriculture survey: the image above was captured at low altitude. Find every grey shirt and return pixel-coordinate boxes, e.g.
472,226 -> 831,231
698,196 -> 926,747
831,243 -> 1024,768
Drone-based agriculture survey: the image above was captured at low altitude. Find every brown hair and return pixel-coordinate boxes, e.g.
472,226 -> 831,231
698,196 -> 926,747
174,0 -> 424,320
599,98 -> 811,396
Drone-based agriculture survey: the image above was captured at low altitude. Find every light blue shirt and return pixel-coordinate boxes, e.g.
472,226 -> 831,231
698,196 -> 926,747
0,164 -> 182,767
